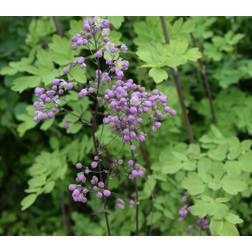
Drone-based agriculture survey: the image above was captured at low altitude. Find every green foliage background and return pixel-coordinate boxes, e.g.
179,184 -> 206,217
1,16 -> 252,235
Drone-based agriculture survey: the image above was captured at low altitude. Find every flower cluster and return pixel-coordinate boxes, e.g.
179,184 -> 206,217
103,79 -> 176,143
178,205 -> 192,221
178,193 -> 209,232
68,160 -> 111,203
197,217 -> 209,230
127,159 -> 145,178
33,79 -> 73,122
116,198 -> 135,209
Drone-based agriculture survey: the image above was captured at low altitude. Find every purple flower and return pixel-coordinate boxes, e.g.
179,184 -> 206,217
68,184 -> 77,191
179,206 -> 188,221
101,19 -> 110,28
34,87 -> 45,96
65,82 -> 73,90
121,44 -> 128,52
91,161 -> 98,169
116,198 -> 125,209
118,159 -> 124,165
97,191 -> 103,199
47,111 -> 54,119
102,72 -> 111,83
115,69 -> 124,79
63,67 -> 69,74
181,193 -> 188,202
103,189 -> 111,197
128,160 -> 134,167
75,163 -> 83,169
78,89 -> 88,98
76,172 -> 86,183
77,56 -> 85,64
83,20 -> 91,31
91,176 -> 98,184
96,50 -> 103,58
98,181 -> 105,188
51,79 -> 60,85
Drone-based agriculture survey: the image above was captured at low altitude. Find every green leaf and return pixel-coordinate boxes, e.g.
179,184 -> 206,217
185,48 -> 201,62
16,106 -> 36,137
66,123 -> 82,134
12,76 -> 41,93
21,194 -> 37,211
182,160 -> 197,171
68,20 -> 83,37
68,65 -> 87,83
36,48 -> 54,69
191,199 -> 229,219
137,36 -> 200,69
108,16 -> 125,29
197,157 -> 212,183
160,160 -> 182,174
187,144 -> 201,160
134,17 -> 163,46
164,40 -> 201,68
208,144 -> 228,161
171,151 -> 188,161
43,181 -> 55,193
225,213 -> 243,224
211,202 -> 229,219
223,161 -> 242,175
227,137 -> 241,160
182,173 -> 205,195
240,140 -> 252,153
209,218 -> 239,235
209,219 -> 223,235
222,174 -> 247,195
211,125 -> 224,139
169,18 -> 195,39
28,174 -> 47,188
191,200 -> 211,217
219,222 -> 239,236
239,152 -> 252,172
143,176 -> 156,198
49,35 -> 74,65
26,17 -> 56,46
22,151 -> 68,210
109,31 -> 122,45
148,68 -> 168,83
40,118 -> 54,131
137,43 -> 168,68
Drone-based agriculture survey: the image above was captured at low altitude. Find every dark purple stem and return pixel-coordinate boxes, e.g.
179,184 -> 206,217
90,35 -> 111,236
160,16 -> 194,143
190,33 -> 216,124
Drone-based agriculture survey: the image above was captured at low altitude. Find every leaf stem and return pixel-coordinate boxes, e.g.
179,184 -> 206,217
190,33 -> 216,124
160,16 -> 194,144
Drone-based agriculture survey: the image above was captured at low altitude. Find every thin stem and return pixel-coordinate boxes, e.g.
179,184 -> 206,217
52,16 -> 62,36
129,143 -> 139,235
160,16 -> 194,144
135,179 -> 139,235
89,34 -> 111,236
103,200 -> 111,236
190,33 -> 216,124
139,142 -> 151,171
